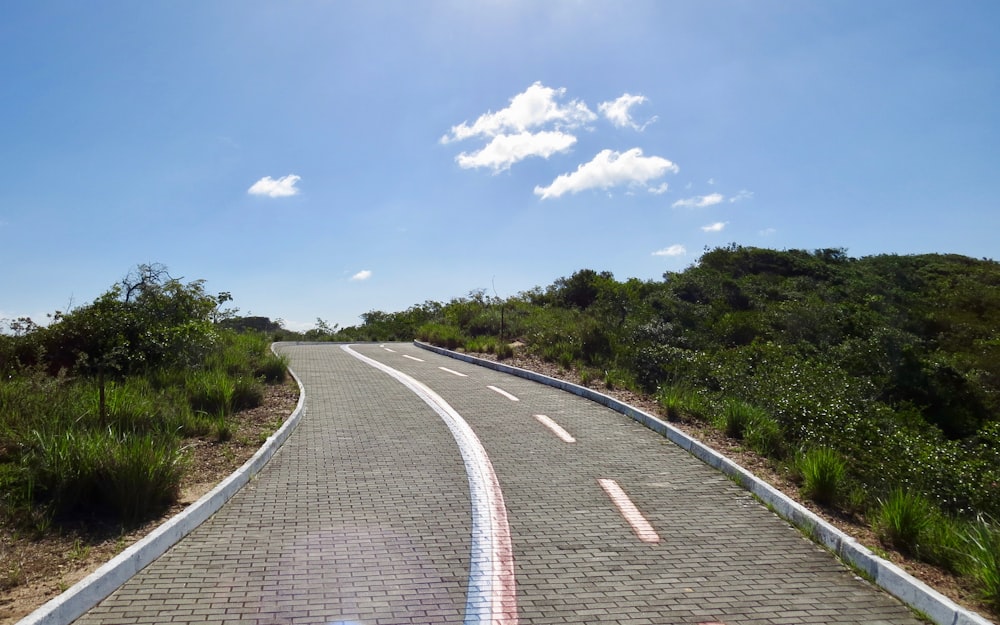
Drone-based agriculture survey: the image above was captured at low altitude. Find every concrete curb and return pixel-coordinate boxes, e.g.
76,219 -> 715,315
415,341 -> 994,625
16,346 -> 306,625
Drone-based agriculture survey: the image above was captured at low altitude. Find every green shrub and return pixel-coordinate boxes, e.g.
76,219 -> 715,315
495,341 -> 514,360
795,447 -> 846,506
20,428 -> 184,524
96,431 -> 185,524
255,352 -> 288,383
97,378 -> 159,432
186,369 -> 235,416
719,399 -> 764,439
656,385 -> 709,422
745,413 -> 785,458
25,429 -> 105,515
959,516 -> 1000,612
416,323 -> 465,350
231,376 -> 263,412
873,489 -> 935,556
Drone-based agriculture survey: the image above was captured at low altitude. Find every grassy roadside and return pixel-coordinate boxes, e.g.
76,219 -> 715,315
0,375 -> 299,624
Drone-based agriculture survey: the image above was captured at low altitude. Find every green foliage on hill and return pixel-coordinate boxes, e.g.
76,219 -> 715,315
318,245 -> 1000,610
323,246 -> 999,518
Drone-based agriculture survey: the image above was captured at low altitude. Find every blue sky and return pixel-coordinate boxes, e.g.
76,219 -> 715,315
2,1 -> 998,331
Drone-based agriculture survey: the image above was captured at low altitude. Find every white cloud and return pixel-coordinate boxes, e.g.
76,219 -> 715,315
598,93 -> 654,130
534,148 -> 679,199
442,82 -> 596,143
648,182 -> 669,195
730,189 -> 754,203
652,245 -> 687,257
456,130 -> 577,172
672,192 -> 724,208
701,221 -> 728,232
350,270 -> 372,281
759,227 -> 776,236
248,174 -> 301,198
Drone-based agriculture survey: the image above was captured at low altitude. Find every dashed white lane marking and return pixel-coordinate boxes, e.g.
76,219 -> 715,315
598,479 -> 661,544
487,385 -> 519,402
533,415 -> 576,443
343,345 -> 518,624
439,367 -> 468,377
382,347 -> 396,353
403,354 -> 424,362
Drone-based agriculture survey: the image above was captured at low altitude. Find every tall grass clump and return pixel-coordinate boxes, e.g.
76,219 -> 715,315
795,447 -> 846,506
719,399 -> 765,439
656,385 -> 708,422
416,323 -> 465,350
256,351 -> 288,383
23,429 -> 107,516
185,369 -> 236,416
873,489 -> 936,556
960,516 -> 1000,612
96,431 -> 185,524
463,336 -> 515,360
744,413 -> 785,458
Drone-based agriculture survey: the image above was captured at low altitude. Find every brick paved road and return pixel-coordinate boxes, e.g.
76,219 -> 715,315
75,342 -> 925,625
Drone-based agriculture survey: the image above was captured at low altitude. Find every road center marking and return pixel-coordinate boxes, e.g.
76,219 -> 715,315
403,354 -> 424,362
487,385 -> 519,402
343,345 -> 518,624
439,367 -> 468,377
598,479 -> 661,544
533,415 -> 576,443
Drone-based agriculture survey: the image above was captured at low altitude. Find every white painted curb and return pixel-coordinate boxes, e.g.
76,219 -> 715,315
16,345 -> 306,625
415,341 -> 994,625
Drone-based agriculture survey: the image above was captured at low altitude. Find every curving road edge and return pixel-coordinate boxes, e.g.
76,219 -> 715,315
414,341 -> 994,625
16,345 -> 307,625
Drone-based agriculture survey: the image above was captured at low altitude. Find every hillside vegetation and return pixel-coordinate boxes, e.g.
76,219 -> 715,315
0,265 -> 288,538
299,245 -> 999,612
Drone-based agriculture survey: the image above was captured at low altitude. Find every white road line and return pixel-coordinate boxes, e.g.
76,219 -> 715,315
598,479 -> 661,544
383,347 -> 396,353
439,367 -> 468,377
403,354 -> 424,362
342,345 -> 518,624
487,385 -> 519,402
533,415 -> 576,443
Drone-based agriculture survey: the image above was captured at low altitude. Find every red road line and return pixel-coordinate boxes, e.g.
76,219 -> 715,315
487,385 -> 519,402
533,415 -> 576,443
598,479 -> 661,544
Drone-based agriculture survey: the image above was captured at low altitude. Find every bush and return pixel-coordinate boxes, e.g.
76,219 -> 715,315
873,489 -> 935,556
96,431 -> 185,524
745,413 -> 785,458
795,447 -> 846,506
20,428 -> 184,524
416,323 -> 465,350
186,369 -> 236,416
719,399 -> 765,439
960,516 -> 1000,612
656,385 -> 708,422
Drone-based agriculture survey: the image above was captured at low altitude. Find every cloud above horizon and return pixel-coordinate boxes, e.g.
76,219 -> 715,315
730,189 -> 754,203
444,83 -> 680,199
442,82 -> 595,144
350,270 -> 372,281
672,192 -> 724,208
599,93 -> 656,130
248,174 -> 301,198
456,130 -> 577,172
701,221 -> 728,232
534,148 -> 678,199
652,244 -> 687,257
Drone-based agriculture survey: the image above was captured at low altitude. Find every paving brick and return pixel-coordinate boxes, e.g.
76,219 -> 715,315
73,342 -> 928,624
